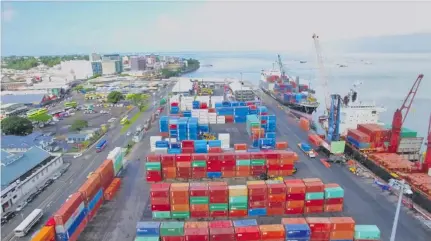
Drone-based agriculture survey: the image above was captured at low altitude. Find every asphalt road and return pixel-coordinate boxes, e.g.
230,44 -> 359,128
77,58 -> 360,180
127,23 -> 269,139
0,87 -> 170,241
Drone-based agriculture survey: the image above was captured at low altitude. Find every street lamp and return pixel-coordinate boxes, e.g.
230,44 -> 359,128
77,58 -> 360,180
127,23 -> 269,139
390,179 -> 405,241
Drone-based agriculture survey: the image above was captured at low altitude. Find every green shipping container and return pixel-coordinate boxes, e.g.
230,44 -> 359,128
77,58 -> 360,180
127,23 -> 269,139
251,159 -> 266,166
401,127 -> 417,138
190,196 -> 209,204
192,161 -> 206,167
160,222 -> 184,236
354,225 -> 381,240
152,211 -> 171,219
305,192 -> 324,200
135,237 -> 160,241
324,187 -> 344,199
145,162 -> 161,171
171,211 -> 190,219
236,160 -> 251,166
229,203 -> 248,210
209,203 -> 228,211
330,141 -> 346,154
229,196 -> 248,204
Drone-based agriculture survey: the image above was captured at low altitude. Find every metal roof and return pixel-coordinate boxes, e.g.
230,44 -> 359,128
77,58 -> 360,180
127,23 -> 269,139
172,78 -> 193,93
0,94 -> 46,105
0,132 -> 49,150
1,147 -> 52,188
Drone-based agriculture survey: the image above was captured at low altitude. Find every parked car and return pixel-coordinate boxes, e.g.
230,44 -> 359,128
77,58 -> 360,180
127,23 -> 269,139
73,153 -> 82,159
27,193 -> 38,203
15,201 -> 28,212
52,173 -> 61,180
1,211 -> 16,225
44,179 -> 54,187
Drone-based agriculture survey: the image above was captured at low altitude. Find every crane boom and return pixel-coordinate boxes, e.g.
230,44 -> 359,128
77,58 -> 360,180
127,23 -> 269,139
388,74 -> 424,153
424,113 -> 431,171
312,33 -> 330,112
277,54 -> 288,80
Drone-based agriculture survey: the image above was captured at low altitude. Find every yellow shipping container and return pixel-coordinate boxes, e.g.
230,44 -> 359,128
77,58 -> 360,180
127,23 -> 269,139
228,185 -> 248,196
31,226 -> 55,241
247,181 -> 265,186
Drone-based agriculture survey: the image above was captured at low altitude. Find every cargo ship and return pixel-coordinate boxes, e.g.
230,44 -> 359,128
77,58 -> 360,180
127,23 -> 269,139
260,55 -> 319,114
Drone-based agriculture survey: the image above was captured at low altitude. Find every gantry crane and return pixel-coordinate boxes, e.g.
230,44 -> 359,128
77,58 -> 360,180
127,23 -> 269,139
312,34 -> 330,113
326,94 -> 342,142
424,113 -> 431,171
388,74 -> 424,153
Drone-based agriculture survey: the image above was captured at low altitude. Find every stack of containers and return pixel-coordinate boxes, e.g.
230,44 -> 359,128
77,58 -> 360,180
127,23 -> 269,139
194,140 -> 208,153
282,218 -> 311,241
170,104 -> 180,114
94,159 -> 115,192
347,129 -> 371,149
209,112 -> 217,124
209,182 -> 229,218
261,115 -> 276,132
228,185 -> 248,217
169,118 -> 178,139
183,110 -> 192,117
329,217 -> 355,240
221,153 -> 236,178
354,225 -> 381,241
193,101 -> 200,109
185,222 -> 209,241
306,217 -> 331,241
151,183 -> 171,219
155,140 -> 169,154
104,178 -> 121,201
207,153 -> 222,178
236,153 -> 251,177
176,154 -> 192,179
279,151 -> 297,176
159,116 -> 169,136
304,178 -> 325,214
161,154 -> 176,179
357,124 -> 385,147
265,180 -> 286,216
160,222 -> 184,241
54,193 -> 88,241
233,219 -> 260,241
246,115 -> 260,137
170,183 -> 190,219
79,174 -> 103,221
247,181 -> 267,217
146,154 -> 162,182
257,106 -> 268,115
177,118 -> 188,141
250,152 -> 266,177
188,117 -> 199,140
284,179 -> 306,214
136,222 -> 161,241
209,220 -> 235,241
189,183 -> 209,218
259,224 -> 285,241
234,106 -> 249,123
182,140 -> 195,154
265,152 -> 280,177
191,154 -> 207,179
324,183 -> 344,212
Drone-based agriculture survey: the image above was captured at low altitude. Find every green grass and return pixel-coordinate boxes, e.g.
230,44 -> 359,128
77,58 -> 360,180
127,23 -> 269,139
120,111 -> 143,134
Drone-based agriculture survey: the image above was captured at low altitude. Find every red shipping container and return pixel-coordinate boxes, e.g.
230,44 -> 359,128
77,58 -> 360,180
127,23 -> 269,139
182,140 -> 195,148
267,164 -> 280,171
268,202 -> 284,208
221,160 -> 236,167
250,152 -> 266,159
286,193 -> 305,201
176,153 -> 192,162
209,147 -> 223,153
162,236 -> 185,241
210,227 -> 235,241
185,228 -> 209,241
152,197 -> 169,205
221,153 -> 235,161
304,182 -> 324,192
267,183 -> 286,194
210,210 -> 228,218
304,206 -> 324,213
249,201 -> 267,208
192,171 -> 207,179
54,192 -> 84,225
249,195 -> 267,202
235,226 -> 261,241
209,185 -> 228,196
191,210 -> 209,218
306,217 -> 331,232
182,147 -> 194,154
265,152 -> 279,159
279,164 -> 293,170
285,207 -> 304,214
209,220 -> 232,228
78,174 -> 102,204
248,184 -> 267,195
94,160 -> 115,191
347,129 -> 371,143
235,153 -> 251,160
151,183 -> 171,197
161,159 -> 176,167
325,198 -> 344,205
104,178 -> 121,201
229,209 -> 248,217
221,166 -> 236,171
192,153 -> 208,161
147,154 -> 161,162
207,153 -> 220,161
310,231 -> 330,240
151,204 -> 170,211
267,207 -> 285,216
190,183 -> 209,196
146,171 -> 162,182
305,199 -> 325,206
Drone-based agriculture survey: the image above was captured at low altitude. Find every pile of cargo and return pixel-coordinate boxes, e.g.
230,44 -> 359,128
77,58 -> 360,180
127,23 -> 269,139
346,124 -> 391,149
368,153 -> 415,172
170,102 -> 180,114
159,116 -> 199,140
149,178 -> 345,219
246,114 -> 277,148
134,218 -> 381,241
145,151 -> 299,182
299,117 -> 310,131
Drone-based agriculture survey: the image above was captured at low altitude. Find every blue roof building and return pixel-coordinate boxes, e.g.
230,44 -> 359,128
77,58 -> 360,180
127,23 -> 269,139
1,132 -> 55,153
0,93 -> 47,106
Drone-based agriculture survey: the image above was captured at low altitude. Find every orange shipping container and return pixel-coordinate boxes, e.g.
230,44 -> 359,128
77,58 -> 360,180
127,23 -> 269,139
330,231 -> 354,240
259,224 -> 285,239
299,118 -> 310,131
191,204 -> 209,211
281,217 -> 307,225
275,141 -> 288,150
185,221 -> 208,228
31,226 -> 55,241
329,217 -> 355,231
234,144 -> 247,151
286,200 -> 304,209
170,197 -> 189,205
94,160 -> 115,191
162,167 -> 177,178
78,174 -> 102,204
104,178 -> 121,201
171,204 -> 190,211
324,204 -> 344,212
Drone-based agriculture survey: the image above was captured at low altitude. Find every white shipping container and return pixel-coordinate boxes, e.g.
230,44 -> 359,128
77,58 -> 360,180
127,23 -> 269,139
108,147 -> 122,159
397,137 -> 424,153
217,119 -> 226,124
154,148 -> 168,154
150,136 -> 162,152
428,168 -> 431,176
218,133 -> 230,149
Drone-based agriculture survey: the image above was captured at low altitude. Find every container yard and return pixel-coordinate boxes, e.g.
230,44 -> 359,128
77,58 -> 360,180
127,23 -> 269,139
26,77 -> 431,241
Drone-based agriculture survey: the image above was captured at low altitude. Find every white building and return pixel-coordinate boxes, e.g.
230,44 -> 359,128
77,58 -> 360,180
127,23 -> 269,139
1,147 -> 64,212
89,53 -> 101,62
60,60 -> 93,80
102,61 -> 117,75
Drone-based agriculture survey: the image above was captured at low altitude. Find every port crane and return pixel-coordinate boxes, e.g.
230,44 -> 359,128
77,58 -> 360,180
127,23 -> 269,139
388,74 -> 424,153
424,113 -> 431,171
276,54 -> 288,81
312,33 -> 330,114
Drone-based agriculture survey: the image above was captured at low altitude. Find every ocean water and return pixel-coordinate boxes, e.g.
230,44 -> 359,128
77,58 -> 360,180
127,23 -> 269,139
177,51 -> 431,140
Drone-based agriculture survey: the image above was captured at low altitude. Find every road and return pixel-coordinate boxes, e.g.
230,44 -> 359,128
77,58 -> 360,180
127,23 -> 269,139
0,86 -> 171,241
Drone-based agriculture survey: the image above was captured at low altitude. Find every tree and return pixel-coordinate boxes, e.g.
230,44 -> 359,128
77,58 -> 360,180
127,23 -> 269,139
73,85 -> 84,93
126,93 -> 150,111
107,91 -> 124,103
1,116 -> 33,136
161,68 -> 179,78
28,113 -> 52,123
5,57 -> 39,70
70,119 -> 88,131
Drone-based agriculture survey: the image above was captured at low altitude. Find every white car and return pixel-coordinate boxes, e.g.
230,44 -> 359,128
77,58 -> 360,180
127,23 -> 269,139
52,173 -> 61,180
15,201 -> 28,212
73,153 -> 82,159
126,131 -> 131,136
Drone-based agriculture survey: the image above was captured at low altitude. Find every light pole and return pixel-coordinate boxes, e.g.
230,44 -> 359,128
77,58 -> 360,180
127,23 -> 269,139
390,179 -> 405,241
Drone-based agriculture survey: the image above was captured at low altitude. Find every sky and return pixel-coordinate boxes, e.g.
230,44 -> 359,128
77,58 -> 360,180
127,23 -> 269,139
1,0 -> 431,56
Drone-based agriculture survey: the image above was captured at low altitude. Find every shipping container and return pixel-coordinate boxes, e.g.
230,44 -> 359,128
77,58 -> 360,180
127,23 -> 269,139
78,174 -> 102,204
31,226 -> 55,241
94,159 -> 115,191
54,193 -> 84,226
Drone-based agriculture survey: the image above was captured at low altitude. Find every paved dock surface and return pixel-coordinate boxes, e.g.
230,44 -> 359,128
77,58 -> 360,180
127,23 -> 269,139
77,91 -> 431,241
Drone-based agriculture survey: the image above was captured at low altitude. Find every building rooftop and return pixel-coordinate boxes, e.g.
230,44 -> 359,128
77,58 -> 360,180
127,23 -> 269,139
0,93 -> 46,105
172,78 -> 194,93
1,147 -> 52,188
1,132 -> 53,150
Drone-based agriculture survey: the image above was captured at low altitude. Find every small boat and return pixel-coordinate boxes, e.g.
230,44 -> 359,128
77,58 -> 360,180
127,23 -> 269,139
299,60 -> 307,64
338,64 -> 348,68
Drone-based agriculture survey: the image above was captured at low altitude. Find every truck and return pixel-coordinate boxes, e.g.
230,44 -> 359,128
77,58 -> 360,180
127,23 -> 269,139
298,142 -> 316,158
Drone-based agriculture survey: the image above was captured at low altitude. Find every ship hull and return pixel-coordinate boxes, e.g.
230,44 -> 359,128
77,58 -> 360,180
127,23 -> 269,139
260,86 -> 318,114
344,143 -> 431,213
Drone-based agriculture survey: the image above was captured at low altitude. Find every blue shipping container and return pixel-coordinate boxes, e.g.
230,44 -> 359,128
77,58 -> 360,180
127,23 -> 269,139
56,207 -> 88,241
248,208 -> 267,216
136,221 -> 161,236
347,136 -> 370,149
233,219 -> 258,227
207,172 -> 222,178
285,224 -> 311,239
300,143 -> 311,152
88,189 -> 103,212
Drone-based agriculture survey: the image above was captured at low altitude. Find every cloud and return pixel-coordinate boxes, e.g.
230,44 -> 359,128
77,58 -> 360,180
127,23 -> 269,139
1,7 -> 16,22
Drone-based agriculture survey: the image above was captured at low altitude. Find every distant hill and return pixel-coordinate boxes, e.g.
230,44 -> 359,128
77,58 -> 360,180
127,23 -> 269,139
327,32 -> 431,53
